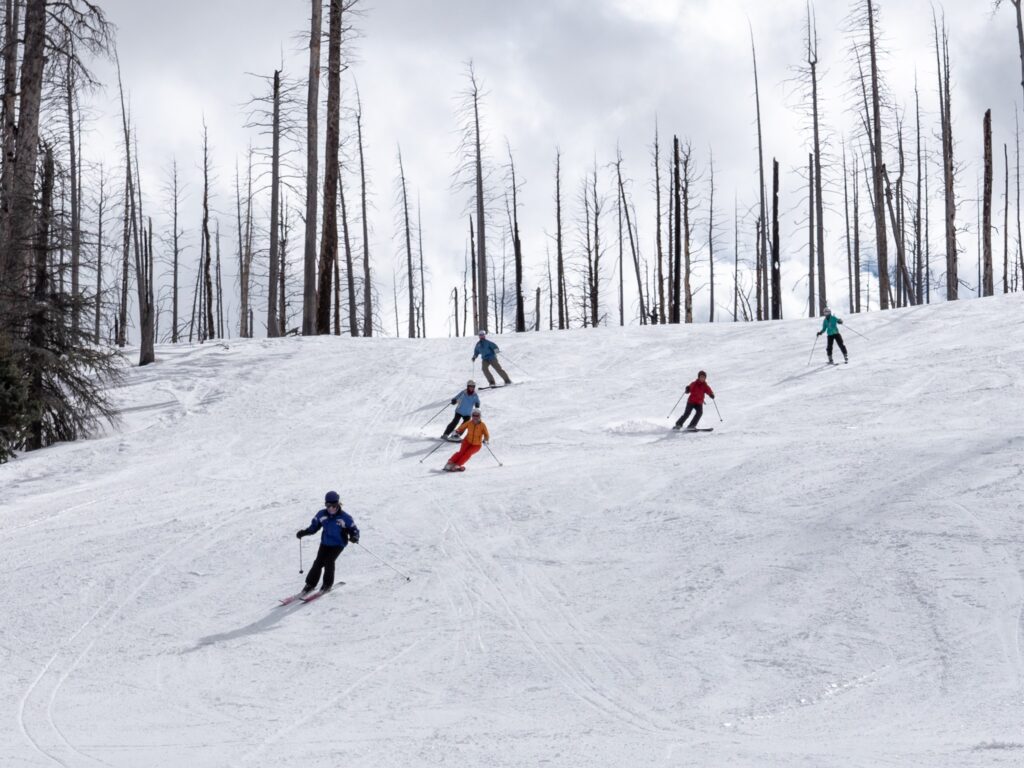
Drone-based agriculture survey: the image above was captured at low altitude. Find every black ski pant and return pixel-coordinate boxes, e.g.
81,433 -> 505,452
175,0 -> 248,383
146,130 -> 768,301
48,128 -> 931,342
827,333 -> 848,360
443,412 -> 469,437
305,544 -> 345,591
675,403 -> 703,429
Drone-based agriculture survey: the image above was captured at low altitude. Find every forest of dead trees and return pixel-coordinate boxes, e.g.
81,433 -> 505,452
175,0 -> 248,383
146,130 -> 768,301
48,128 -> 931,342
3,0 -> 1024,459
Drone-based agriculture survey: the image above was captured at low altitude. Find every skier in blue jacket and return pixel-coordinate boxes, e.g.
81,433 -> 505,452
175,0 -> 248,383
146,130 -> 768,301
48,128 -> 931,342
472,330 -> 511,387
442,379 -> 481,439
295,491 -> 360,594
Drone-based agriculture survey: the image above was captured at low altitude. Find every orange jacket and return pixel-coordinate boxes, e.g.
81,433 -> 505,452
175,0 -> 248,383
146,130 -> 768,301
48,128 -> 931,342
456,419 -> 490,445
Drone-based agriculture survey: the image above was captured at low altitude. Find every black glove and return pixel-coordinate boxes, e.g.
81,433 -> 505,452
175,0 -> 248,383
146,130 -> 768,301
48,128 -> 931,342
471,356 -> 477,362
816,331 -> 823,337
296,529 -> 306,539
348,529 -> 360,544
710,395 -> 715,399
451,398 -> 457,405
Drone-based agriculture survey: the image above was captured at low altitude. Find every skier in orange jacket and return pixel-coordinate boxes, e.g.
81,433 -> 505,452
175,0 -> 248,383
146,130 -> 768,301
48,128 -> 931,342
444,409 -> 489,472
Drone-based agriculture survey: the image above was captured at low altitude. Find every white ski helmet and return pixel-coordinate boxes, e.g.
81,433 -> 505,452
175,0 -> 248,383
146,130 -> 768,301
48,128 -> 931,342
471,408 -> 482,417
477,329 -> 487,337
467,379 -> 477,387
824,307 -> 832,316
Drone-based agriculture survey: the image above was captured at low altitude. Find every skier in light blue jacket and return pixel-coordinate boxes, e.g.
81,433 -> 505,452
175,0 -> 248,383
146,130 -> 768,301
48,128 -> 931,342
442,380 -> 481,439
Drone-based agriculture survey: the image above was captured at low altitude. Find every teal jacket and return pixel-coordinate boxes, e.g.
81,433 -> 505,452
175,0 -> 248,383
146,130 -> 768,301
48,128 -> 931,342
820,315 -> 843,336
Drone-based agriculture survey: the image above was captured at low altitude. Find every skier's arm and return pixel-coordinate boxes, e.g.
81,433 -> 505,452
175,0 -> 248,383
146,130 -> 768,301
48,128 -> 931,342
455,421 -> 469,434
296,515 -> 322,538
482,425 -> 490,443
472,341 -> 480,360
347,522 -> 360,544
708,385 -> 715,399
684,384 -> 691,394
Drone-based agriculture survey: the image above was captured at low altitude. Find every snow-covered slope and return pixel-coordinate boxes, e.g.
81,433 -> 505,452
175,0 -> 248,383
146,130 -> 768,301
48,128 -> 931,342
2,295 -> 1024,767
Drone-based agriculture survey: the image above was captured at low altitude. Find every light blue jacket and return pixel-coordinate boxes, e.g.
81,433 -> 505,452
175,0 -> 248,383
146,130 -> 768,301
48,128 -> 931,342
453,389 -> 481,417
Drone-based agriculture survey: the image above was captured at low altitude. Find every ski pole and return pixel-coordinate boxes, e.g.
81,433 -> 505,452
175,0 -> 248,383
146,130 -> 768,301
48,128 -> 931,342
356,542 -> 411,581
666,391 -> 686,419
501,354 -> 528,376
483,441 -> 503,467
843,324 -> 869,340
418,439 -> 448,464
711,397 -> 723,422
299,538 -> 304,574
806,334 -> 820,366
421,402 -> 450,429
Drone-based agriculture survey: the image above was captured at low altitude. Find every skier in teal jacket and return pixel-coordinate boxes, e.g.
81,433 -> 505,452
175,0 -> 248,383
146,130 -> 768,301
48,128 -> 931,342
816,308 -> 848,364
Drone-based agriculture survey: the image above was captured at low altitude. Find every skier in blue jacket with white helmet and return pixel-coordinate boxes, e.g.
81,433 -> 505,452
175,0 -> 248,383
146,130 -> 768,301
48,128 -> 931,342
295,491 -> 359,595
472,330 -> 511,387
442,379 -> 481,439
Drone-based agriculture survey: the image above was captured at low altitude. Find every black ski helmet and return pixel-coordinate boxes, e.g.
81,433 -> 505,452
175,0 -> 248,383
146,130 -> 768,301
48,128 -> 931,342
324,490 -> 340,506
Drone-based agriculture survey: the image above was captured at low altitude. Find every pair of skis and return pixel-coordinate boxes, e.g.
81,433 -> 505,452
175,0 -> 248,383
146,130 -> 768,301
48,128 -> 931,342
278,583 -> 344,606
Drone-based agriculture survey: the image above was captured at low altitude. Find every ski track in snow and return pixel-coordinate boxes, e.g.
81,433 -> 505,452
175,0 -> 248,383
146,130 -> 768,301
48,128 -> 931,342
2,296 -> 1024,766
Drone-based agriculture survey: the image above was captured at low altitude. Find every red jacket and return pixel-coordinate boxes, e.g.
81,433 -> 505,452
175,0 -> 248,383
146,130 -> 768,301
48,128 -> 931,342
686,379 -> 714,405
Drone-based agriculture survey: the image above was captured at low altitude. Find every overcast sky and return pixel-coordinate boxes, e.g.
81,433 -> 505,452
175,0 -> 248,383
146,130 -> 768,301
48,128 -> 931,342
83,0 -> 1022,338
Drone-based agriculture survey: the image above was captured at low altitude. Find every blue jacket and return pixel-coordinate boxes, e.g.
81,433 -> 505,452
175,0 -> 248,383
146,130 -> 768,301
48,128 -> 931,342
473,339 -> 500,361
302,509 -> 359,548
452,389 -> 481,417
820,315 -> 843,336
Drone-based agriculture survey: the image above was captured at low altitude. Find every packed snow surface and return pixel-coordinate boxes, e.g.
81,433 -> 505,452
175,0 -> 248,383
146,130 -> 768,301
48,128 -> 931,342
3,295 -> 1024,767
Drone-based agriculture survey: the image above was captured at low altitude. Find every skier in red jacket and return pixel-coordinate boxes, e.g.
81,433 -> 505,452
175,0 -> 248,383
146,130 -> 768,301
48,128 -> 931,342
673,370 -> 715,430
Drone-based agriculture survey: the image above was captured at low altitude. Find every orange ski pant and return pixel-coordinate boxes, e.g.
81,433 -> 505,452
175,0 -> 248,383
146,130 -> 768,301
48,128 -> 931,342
449,441 -> 482,467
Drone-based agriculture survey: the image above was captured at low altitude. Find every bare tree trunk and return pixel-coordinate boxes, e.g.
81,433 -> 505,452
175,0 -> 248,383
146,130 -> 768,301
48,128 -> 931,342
267,70 -> 281,337
682,145 -> 693,324
883,164 -> 917,305
0,0 -> 20,277
66,50 -> 82,335
590,166 -> 603,327
463,66 -> 488,332
1004,142 -> 1010,294
355,89 -> 373,336
808,153 -> 816,316
28,146 -> 53,449
671,136 -> 681,323
507,146 -> 525,332
653,124 -> 665,324
854,156 -> 862,311
843,145 -> 853,313
397,148 -> 415,338
733,197 -> 739,321
866,0 -> 890,308
417,196 -> 426,336
302,0 -> 322,334
95,168 -> 106,343
807,7 -> 827,315
983,109 -> 994,296
280,198 -> 289,334
615,149 -> 646,324
201,124 -> 215,338
935,13 -> 957,300
315,0 -> 342,335
554,150 -> 566,329
771,159 -> 781,319
751,31 -> 770,321
216,221 -> 224,338
2,0 -> 45,301
915,84 -> 924,304
469,216 -> 478,332
341,159 -> 357,335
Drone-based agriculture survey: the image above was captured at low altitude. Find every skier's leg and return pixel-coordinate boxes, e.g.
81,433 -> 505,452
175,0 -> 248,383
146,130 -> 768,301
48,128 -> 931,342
305,545 -> 327,591
482,359 -> 497,386
492,359 -> 511,384
688,404 -> 704,428
826,335 -> 835,362
321,546 -> 343,590
458,444 -> 482,466
675,404 -> 694,429
835,333 -> 848,359
442,413 -> 464,437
